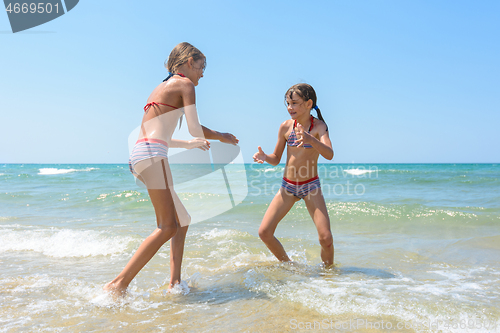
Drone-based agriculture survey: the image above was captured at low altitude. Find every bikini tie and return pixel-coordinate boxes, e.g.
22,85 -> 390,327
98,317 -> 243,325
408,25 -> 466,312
144,102 -> 160,112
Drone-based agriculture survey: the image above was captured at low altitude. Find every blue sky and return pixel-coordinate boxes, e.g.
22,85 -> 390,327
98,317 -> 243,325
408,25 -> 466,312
1,0 -> 499,164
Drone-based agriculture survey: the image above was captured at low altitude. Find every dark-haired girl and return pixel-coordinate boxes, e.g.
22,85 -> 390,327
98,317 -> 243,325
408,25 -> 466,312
253,83 -> 334,266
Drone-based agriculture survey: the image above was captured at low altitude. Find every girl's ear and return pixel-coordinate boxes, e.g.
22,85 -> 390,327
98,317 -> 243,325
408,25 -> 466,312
187,57 -> 194,68
306,99 -> 313,110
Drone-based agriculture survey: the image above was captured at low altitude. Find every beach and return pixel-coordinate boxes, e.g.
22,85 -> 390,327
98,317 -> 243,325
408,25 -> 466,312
1,163 -> 499,332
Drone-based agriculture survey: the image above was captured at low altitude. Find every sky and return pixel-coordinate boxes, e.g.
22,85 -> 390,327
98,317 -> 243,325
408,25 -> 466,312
1,0 -> 499,164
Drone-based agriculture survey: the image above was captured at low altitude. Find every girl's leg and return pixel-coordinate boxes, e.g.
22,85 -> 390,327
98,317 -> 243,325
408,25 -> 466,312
104,159 -> 178,295
167,184 -> 191,287
303,188 -> 334,266
169,223 -> 188,287
258,188 -> 300,262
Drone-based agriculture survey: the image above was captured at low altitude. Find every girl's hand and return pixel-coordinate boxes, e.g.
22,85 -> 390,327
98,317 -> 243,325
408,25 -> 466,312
219,132 -> 239,145
253,146 -> 267,164
295,124 -> 314,148
189,138 -> 211,151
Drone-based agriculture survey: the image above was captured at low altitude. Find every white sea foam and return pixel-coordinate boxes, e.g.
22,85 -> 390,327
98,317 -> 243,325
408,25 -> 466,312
343,168 -> 377,176
0,228 -> 134,257
38,167 -> 98,175
165,280 -> 190,295
244,264 -> 499,329
201,228 -> 240,240
264,166 -> 283,173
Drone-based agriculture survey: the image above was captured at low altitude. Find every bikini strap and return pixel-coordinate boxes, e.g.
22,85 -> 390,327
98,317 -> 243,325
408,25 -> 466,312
143,72 -> 187,112
293,115 -> 314,132
163,72 -> 186,82
143,101 -> 178,112
152,72 -> 186,128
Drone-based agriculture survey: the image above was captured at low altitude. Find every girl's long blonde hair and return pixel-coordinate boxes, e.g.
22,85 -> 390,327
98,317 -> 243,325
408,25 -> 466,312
165,42 -> 206,73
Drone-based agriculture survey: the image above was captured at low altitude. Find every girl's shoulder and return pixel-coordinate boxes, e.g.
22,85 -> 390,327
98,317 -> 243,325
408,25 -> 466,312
312,117 -> 328,133
163,76 -> 194,91
157,76 -> 195,100
280,119 -> 294,128
279,119 -> 294,132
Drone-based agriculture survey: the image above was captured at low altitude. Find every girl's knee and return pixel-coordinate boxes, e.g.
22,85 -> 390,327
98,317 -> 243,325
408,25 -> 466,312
157,225 -> 178,243
319,232 -> 333,248
258,227 -> 274,242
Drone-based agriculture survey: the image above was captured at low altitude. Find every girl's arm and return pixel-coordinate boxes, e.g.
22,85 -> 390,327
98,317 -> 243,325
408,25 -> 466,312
180,79 -> 239,145
253,122 -> 288,166
296,122 -> 334,160
201,126 -> 239,145
169,138 -> 210,150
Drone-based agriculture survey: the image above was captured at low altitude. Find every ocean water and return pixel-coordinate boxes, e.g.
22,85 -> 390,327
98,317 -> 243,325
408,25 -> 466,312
1,163 -> 499,332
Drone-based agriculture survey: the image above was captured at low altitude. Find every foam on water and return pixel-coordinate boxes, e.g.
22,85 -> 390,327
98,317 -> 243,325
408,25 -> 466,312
343,168 -> 378,176
201,228 -> 243,240
1,274 -> 181,313
243,263 -> 500,331
38,167 -> 98,175
326,201 -> 484,223
263,166 -> 284,173
0,226 -> 135,257
165,280 -> 191,295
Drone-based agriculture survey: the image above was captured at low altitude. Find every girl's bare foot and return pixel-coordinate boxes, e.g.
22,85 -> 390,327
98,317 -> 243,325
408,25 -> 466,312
103,281 -> 127,298
167,280 -> 190,295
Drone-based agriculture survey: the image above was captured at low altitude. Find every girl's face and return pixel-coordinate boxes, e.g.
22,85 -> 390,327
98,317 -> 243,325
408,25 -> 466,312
186,58 -> 205,86
286,92 -> 312,119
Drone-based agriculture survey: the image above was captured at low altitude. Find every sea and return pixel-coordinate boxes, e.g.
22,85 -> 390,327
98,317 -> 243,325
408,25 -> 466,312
1,163 -> 499,332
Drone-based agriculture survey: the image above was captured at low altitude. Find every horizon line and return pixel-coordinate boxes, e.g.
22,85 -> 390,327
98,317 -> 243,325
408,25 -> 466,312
2,162 -> 499,165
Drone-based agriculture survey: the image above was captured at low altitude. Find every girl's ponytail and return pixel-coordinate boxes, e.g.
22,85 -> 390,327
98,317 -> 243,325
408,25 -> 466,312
313,105 -> 328,131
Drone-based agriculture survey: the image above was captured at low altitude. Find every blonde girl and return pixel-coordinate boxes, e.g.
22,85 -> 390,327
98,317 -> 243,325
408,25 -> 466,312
105,42 -> 238,295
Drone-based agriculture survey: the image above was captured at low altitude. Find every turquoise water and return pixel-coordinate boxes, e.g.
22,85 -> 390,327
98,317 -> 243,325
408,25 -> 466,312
1,163 -> 499,332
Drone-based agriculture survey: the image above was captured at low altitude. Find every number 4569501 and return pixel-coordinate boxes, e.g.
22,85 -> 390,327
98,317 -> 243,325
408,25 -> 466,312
6,3 -> 60,14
